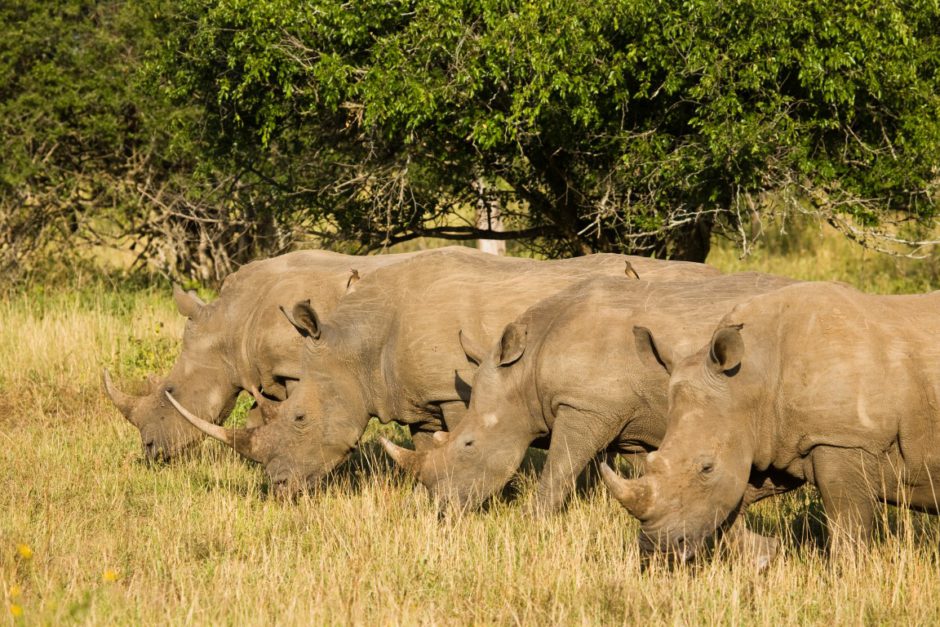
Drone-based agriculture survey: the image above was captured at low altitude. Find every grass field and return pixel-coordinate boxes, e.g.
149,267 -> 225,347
3,222 -> 940,624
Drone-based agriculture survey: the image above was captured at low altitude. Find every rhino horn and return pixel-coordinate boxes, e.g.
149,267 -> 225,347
380,437 -> 423,475
102,369 -> 142,425
165,391 -> 262,462
600,462 -> 653,520
249,387 -> 280,424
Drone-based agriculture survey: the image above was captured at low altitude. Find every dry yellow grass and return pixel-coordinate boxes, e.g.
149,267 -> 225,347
2,225 -> 940,624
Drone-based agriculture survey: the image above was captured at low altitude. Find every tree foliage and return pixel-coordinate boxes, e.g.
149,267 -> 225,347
2,0 -> 938,280
0,0 -> 293,285
154,0 -> 940,260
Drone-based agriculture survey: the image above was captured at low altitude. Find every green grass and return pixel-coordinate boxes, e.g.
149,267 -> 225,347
3,227 -> 940,623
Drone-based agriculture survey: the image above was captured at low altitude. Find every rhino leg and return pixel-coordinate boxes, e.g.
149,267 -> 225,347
410,430 -> 437,453
534,408 -> 611,514
439,400 -> 468,431
811,446 -> 878,561
409,401 -> 468,452
718,519 -> 780,572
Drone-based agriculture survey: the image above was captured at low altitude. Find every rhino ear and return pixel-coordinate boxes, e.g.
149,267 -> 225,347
633,326 -> 673,374
458,330 -> 486,366
498,322 -> 527,367
173,285 -> 206,320
708,324 -> 744,375
281,300 -> 322,340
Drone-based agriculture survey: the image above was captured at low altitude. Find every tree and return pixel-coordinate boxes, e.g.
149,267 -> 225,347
154,0 -> 940,261
0,0 -> 295,286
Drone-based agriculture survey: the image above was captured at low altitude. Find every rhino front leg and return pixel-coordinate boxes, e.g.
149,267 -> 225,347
533,407 -> 611,515
439,400 -> 468,431
409,401 -> 469,453
811,446 -> 878,561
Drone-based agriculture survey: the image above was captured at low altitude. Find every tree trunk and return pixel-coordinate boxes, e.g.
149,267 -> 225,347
473,177 -> 505,256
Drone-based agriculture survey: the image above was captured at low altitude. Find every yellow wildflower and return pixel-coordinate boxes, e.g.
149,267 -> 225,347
15,544 -> 32,560
102,570 -> 119,583
9,585 -> 21,598
9,604 -> 23,618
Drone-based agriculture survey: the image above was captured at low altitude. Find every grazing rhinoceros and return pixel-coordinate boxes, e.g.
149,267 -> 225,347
382,272 -> 794,521
167,249 -> 720,494
601,281 -> 940,561
103,248 -> 426,461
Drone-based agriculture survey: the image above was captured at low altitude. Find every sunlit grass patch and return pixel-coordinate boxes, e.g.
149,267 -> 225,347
3,230 -> 940,622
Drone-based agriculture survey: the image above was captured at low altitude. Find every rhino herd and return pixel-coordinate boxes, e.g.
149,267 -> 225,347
103,246 -> 940,567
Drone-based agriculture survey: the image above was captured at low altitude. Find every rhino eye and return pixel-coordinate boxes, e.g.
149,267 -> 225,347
294,414 -> 305,423
699,461 -> 715,475
463,439 -> 474,448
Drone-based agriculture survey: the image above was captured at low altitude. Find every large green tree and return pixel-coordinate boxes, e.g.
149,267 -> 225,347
155,0 -> 940,260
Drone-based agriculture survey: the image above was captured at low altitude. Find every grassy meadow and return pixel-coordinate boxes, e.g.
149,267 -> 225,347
3,222 -> 940,624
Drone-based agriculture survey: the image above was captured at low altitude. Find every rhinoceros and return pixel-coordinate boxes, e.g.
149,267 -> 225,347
167,248 -> 720,494
382,272 -> 794,521
601,281 -> 940,560
103,248 -> 426,461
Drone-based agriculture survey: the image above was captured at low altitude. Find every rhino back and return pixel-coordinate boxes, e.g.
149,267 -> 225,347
325,249 -> 670,422
188,249 -> 426,394
718,282 -> 940,475
521,272 -> 796,435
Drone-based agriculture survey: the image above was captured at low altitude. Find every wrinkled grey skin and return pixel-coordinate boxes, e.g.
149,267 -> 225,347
103,248 -> 421,461
171,248 -> 719,493
605,281 -> 940,560
393,272 -> 794,520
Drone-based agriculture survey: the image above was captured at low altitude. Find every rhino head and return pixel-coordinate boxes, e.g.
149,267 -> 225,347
103,286 -> 241,462
383,322 -> 536,513
167,298 -> 368,496
601,324 -> 756,561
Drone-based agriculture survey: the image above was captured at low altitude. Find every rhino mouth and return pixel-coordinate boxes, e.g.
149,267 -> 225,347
638,529 -> 703,565
639,505 -> 741,564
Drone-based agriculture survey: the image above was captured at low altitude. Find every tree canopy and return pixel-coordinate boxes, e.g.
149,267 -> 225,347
154,0 -> 940,260
2,0 -> 938,282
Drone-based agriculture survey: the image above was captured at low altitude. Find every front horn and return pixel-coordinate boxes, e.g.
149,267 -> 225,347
102,369 -> 142,425
600,463 -> 653,520
165,391 -> 263,463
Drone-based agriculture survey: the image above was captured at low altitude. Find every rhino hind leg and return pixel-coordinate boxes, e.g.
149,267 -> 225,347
811,446 -> 879,561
